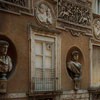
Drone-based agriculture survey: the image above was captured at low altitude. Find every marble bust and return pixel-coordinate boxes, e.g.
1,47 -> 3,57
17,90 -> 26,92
36,3 -> 53,25
67,50 -> 82,90
93,20 -> 100,39
0,40 -> 12,79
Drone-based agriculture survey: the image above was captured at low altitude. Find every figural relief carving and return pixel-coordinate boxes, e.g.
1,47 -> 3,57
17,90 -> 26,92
0,0 -> 30,14
58,0 -> 91,26
93,19 -> 100,40
35,1 -> 54,26
57,0 -> 92,35
67,50 -> 82,91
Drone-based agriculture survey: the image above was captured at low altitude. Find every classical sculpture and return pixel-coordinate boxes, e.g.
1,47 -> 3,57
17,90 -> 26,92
0,40 -> 12,93
67,50 -> 81,90
58,0 -> 91,25
36,3 -> 53,25
93,20 -> 100,39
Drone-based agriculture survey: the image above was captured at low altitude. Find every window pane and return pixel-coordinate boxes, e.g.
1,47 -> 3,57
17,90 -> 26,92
45,57 -> 52,68
35,69 -> 43,78
92,45 -> 100,86
44,69 -> 52,78
45,43 -> 52,56
35,41 -> 43,55
35,56 -> 43,68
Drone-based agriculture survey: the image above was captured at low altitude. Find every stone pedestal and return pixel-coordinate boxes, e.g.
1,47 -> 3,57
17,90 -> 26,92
0,73 -> 7,94
0,79 -> 7,93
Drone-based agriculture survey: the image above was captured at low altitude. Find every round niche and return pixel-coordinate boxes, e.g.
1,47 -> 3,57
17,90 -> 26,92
0,35 -> 17,79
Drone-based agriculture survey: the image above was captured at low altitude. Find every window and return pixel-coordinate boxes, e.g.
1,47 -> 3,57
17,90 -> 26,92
92,0 -> 100,14
91,45 -> 100,87
30,31 -> 61,92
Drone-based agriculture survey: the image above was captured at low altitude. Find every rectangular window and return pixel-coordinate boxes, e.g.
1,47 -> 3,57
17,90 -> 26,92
92,0 -> 100,14
91,45 -> 100,87
30,31 -> 61,92
34,36 -> 55,91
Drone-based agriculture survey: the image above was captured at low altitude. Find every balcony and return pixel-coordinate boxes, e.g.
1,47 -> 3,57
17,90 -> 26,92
33,77 -> 56,92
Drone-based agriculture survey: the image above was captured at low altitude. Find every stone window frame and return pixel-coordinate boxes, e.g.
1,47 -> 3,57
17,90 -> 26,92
29,27 -> 61,93
90,42 -> 100,87
92,0 -> 100,15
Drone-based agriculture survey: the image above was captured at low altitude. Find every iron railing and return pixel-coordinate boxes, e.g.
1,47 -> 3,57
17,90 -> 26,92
33,77 -> 58,92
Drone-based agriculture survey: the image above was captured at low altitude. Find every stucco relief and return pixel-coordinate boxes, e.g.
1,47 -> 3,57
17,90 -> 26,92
93,19 -> 100,40
0,0 -> 30,14
57,0 -> 92,35
3,0 -> 26,6
58,0 -> 91,26
35,2 -> 54,26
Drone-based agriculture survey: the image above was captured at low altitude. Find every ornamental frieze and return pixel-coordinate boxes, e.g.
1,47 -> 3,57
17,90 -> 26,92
57,0 -> 92,35
0,0 -> 30,14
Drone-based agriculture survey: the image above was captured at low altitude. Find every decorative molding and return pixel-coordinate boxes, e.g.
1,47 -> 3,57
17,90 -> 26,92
29,23 -> 60,34
0,0 -> 31,14
70,30 -> 85,36
57,0 -> 92,36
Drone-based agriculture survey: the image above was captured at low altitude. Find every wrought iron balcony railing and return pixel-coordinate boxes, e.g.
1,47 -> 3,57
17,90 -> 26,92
33,77 -> 58,92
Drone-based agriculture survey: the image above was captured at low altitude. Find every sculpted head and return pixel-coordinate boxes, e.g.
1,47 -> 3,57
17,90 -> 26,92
0,40 -> 9,56
72,50 -> 79,61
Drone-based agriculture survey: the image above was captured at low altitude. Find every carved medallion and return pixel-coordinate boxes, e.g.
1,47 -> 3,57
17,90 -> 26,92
93,19 -> 100,40
35,1 -> 54,26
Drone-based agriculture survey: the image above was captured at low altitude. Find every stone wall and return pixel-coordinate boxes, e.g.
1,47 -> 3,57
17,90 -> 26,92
60,90 -> 89,100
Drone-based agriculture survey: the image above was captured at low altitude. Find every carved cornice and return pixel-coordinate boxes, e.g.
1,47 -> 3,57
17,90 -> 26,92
29,23 -> 60,34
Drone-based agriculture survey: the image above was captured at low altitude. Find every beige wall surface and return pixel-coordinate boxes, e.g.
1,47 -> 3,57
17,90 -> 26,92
0,1 -> 92,99
61,31 -> 90,90
0,12 -> 34,93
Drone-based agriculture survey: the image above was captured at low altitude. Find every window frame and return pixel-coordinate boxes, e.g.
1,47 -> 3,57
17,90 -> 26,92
90,42 -> 100,87
29,28 -> 61,93
92,0 -> 100,15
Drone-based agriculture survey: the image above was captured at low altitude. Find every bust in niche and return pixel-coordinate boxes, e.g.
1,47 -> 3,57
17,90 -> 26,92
36,3 -> 53,25
67,50 -> 82,90
0,40 -> 12,80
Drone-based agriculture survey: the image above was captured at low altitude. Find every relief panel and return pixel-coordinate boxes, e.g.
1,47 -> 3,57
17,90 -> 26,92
0,0 -> 31,14
57,0 -> 92,36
